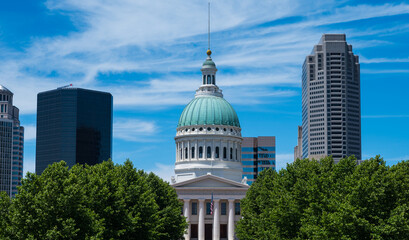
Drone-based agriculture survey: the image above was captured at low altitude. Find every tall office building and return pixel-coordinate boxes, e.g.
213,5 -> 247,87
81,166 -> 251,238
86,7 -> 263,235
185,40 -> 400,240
242,136 -> 276,185
0,85 -> 24,197
36,86 -> 112,174
294,126 -> 302,161
302,34 -> 361,162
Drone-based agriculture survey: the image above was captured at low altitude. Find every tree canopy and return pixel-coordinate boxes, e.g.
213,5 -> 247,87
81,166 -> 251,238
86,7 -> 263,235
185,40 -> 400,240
237,156 -> 409,240
0,160 -> 186,240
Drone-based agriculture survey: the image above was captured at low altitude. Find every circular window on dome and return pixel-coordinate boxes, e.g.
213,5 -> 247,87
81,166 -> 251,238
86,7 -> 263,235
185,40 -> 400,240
185,129 -> 188,132
216,127 -> 219,131
207,127 -> 211,131
223,128 -> 227,131
199,127 -> 203,131
230,129 -> 233,132
192,128 -> 195,131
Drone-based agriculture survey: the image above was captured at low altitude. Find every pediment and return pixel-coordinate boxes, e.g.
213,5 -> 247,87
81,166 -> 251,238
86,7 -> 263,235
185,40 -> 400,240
172,174 -> 249,189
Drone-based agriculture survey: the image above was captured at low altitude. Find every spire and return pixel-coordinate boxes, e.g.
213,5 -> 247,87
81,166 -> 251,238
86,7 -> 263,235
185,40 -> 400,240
208,1 -> 211,51
194,1 -> 222,98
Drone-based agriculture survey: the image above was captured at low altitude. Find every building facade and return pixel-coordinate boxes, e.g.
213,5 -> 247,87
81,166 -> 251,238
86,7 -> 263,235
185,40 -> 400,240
172,50 -> 248,240
294,126 -> 302,161
302,34 -> 361,162
36,87 -> 112,174
0,85 -> 24,197
242,136 -> 276,185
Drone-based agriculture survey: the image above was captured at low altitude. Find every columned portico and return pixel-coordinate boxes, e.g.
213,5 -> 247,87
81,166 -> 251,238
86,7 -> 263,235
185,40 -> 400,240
213,199 -> 220,240
228,199 -> 235,240
173,174 -> 248,240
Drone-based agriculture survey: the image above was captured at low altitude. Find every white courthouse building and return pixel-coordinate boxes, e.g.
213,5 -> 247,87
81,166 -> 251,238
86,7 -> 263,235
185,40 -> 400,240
171,50 -> 249,240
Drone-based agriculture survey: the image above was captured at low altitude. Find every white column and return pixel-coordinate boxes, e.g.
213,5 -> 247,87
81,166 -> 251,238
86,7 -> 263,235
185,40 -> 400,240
228,199 -> 235,240
184,199 -> 190,240
199,199 -> 205,240
195,140 -> 198,160
213,199 -> 220,240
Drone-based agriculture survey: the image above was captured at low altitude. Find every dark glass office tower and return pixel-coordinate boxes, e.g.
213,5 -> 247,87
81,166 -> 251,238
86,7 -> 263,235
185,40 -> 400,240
36,87 -> 112,174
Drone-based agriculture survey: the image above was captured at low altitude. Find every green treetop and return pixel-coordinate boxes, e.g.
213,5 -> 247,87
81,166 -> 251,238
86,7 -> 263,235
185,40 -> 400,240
237,156 -> 409,240
0,160 -> 187,240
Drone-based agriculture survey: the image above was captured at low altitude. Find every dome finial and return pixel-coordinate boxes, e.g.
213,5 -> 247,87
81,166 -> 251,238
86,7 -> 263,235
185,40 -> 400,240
207,49 -> 212,56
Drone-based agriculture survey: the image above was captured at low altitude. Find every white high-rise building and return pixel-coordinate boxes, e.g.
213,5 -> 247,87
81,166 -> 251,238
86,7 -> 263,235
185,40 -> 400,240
302,34 -> 361,162
0,85 -> 24,197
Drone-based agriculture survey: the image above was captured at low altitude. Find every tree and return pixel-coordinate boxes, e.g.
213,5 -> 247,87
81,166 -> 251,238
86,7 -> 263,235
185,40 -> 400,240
0,160 -> 186,240
237,156 -> 409,240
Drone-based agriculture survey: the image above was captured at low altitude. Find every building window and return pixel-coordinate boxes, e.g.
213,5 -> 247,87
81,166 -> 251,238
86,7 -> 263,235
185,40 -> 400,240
223,147 -> 227,159
185,147 -> 188,159
191,147 -> 195,158
230,148 -> 233,159
206,202 -> 211,215
207,75 -> 211,84
212,75 -> 215,84
235,202 -> 240,215
221,202 -> 227,215
199,147 -> 203,158
192,202 -> 198,215
236,149 -> 238,160
207,146 -> 211,158
215,147 -> 220,158
203,75 -> 206,85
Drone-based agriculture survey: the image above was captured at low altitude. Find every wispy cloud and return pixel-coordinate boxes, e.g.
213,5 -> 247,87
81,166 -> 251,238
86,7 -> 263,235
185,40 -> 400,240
276,153 -> 294,171
23,125 -> 36,141
147,163 -> 175,183
362,115 -> 409,119
1,1 -> 409,115
113,118 -> 158,142
360,57 -> 409,64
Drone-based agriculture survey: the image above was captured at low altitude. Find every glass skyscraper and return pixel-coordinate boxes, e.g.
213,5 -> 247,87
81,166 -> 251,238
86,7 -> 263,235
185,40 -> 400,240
0,85 -> 24,197
36,86 -> 112,174
241,136 -> 276,185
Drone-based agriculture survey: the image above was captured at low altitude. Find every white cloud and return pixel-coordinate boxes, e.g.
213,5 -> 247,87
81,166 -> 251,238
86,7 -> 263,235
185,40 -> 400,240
23,125 -> 36,141
276,153 -> 294,171
362,115 -> 409,119
1,1 -> 409,115
147,163 -> 175,183
113,118 -> 158,142
23,157 -> 36,176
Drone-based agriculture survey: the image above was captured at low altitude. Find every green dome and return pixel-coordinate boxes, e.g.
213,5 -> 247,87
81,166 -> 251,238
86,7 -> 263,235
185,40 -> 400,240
178,96 -> 240,128
202,58 -> 216,67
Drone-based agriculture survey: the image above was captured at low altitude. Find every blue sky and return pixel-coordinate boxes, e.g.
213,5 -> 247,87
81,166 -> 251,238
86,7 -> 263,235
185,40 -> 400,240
1,0 -> 408,181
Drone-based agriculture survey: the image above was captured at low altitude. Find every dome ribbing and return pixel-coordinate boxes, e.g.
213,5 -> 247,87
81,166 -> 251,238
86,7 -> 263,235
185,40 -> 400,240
178,95 -> 240,128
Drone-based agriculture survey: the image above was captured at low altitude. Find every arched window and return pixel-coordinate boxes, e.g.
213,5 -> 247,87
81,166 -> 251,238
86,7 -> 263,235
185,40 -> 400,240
185,147 -> 188,159
230,148 -> 233,160
207,146 -> 211,158
199,147 -> 203,158
203,75 -> 206,85
223,147 -> 227,159
215,147 -> 220,158
212,75 -> 215,84
207,75 -> 211,84
191,147 -> 195,158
